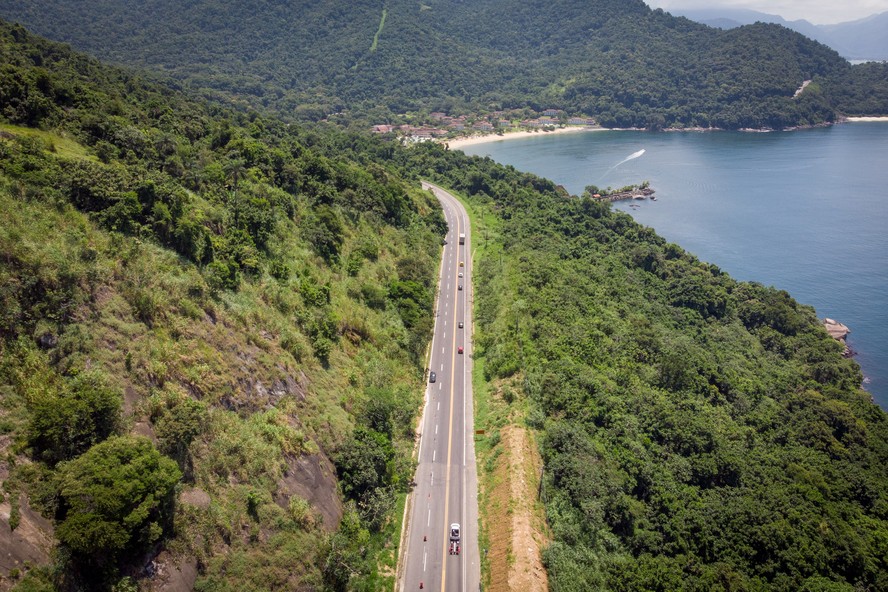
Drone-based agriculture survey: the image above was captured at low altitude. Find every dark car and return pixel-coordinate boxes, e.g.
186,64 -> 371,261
458,284 -> 463,291
429,371 -> 436,383
458,321 -> 464,328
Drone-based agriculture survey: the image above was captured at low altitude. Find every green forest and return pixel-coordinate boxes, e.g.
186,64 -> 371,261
388,144 -> 888,591
1,11 -> 888,592
1,0 -> 887,129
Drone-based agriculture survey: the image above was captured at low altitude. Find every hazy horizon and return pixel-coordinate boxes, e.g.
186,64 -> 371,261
643,0 -> 887,25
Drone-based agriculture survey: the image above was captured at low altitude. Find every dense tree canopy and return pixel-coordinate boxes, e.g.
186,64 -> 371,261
0,0 -> 885,128
55,436 -> 181,562
391,142 -> 888,591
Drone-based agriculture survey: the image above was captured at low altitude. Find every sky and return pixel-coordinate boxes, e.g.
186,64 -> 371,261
643,0 -> 888,24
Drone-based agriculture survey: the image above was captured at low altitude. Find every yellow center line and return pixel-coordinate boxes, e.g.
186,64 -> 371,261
440,196 -> 461,591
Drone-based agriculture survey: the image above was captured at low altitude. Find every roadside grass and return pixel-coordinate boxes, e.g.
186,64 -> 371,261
460,191 -> 509,591
455,186 -> 547,591
365,491 -> 407,590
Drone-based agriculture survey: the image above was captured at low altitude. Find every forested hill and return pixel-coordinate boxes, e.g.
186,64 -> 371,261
0,21 -> 444,590
3,17 -> 888,592
1,0 -> 885,128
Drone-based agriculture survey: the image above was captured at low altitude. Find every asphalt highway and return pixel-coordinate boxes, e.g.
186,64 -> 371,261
399,182 -> 480,592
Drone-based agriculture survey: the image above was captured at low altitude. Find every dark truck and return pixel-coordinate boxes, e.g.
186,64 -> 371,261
449,523 -> 461,555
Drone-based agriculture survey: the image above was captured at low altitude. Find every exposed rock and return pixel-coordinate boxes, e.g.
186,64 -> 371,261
133,421 -> 158,444
823,318 -> 852,357
123,385 -> 140,415
0,494 -> 55,588
824,318 -> 850,340
147,551 -> 198,592
179,488 -> 211,510
275,454 -> 342,530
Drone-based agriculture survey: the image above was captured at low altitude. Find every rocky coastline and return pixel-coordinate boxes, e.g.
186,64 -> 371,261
591,187 -> 656,202
824,318 -> 853,357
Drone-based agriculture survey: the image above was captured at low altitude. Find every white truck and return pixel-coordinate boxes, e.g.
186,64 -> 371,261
448,523 -> 461,555
458,233 -> 465,245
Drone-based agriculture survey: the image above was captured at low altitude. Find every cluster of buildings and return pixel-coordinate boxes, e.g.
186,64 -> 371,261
371,109 -> 597,141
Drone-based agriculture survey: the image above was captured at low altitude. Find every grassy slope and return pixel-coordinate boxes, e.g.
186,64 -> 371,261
0,24 -> 444,590
0,135 -> 439,589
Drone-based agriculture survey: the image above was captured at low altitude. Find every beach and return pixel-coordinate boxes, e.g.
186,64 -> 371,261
444,126 -> 606,150
845,116 -> 888,122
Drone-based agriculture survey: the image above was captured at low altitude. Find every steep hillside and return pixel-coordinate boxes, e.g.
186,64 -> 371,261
1,0 -> 879,128
0,21 -> 443,591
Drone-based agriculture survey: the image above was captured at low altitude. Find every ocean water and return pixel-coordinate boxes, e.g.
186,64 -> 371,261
462,124 -> 888,407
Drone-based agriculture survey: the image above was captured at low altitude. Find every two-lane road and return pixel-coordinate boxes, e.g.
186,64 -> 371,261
399,183 -> 480,592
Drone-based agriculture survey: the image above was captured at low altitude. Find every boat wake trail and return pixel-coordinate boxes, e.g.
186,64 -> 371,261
600,149 -> 646,181
617,148 -> 645,166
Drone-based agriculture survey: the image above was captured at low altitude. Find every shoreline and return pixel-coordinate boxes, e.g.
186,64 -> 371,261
441,117 -> 888,151
844,116 -> 888,122
444,126 -> 607,150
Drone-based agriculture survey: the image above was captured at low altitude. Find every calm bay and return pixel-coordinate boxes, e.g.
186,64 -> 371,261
462,123 -> 888,407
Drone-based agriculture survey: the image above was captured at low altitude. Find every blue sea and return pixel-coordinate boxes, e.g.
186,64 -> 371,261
462,124 -> 888,407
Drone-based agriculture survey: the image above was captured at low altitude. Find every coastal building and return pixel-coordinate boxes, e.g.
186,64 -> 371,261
412,127 -> 436,138
472,120 -> 494,131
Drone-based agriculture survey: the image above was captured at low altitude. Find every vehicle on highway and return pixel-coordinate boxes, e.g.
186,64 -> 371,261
449,523 -> 461,555
429,371 -> 436,383
459,261 -> 464,267
458,272 -> 463,278
458,321 -> 464,328
459,233 -> 465,245
458,346 -> 464,354
458,284 -> 463,291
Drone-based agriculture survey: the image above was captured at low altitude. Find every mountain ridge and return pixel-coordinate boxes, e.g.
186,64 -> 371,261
671,8 -> 888,61
2,0 -> 884,128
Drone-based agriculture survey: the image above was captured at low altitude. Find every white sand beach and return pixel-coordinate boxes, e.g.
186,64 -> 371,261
845,116 -> 888,122
444,126 -> 607,150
